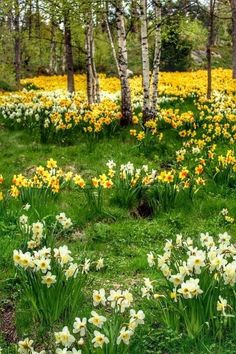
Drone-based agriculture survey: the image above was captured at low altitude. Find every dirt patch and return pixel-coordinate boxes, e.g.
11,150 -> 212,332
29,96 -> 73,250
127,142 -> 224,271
0,302 -> 18,343
130,200 -> 153,219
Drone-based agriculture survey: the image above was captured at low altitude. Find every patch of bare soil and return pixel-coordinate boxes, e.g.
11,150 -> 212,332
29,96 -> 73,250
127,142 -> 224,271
0,302 -> 18,343
130,200 -> 153,218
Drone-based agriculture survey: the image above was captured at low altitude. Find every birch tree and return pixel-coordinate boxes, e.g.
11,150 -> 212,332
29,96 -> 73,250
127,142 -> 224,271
139,0 -> 162,122
151,0 -> 162,117
105,0 -> 132,126
13,0 -> 21,89
140,0 -> 150,122
63,3 -> 75,93
85,3 -> 100,104
206,0 -> 216,98
104,6 -> 120,74
116,0 -> 133,125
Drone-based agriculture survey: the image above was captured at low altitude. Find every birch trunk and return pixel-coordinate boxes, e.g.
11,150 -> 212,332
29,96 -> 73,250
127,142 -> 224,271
86,8 -> 100,104
14,0 -> 21,90
207,0 -> 215,99
115,0 -> 132,126
140,0 -> 151,122
105,14 -> 120,75
231,0 -> 236,79
64,12 -> 75,93
91,35 -> 101,103
150,0 -> 161,117
86,16 -> 94,104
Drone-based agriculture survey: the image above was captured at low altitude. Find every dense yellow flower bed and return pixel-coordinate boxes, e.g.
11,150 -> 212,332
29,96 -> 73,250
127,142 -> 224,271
18,69 -> 236,97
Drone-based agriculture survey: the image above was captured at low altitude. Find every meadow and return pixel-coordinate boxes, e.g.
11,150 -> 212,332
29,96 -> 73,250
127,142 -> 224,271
0,69 -> 236,353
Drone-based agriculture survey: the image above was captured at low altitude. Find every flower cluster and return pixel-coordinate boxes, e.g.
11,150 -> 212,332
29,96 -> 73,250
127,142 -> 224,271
143,231 -> 236,338
10,158 -> 68,199
54,288 -> 144,353
17,289 -> 144,353
0,90 -> 121,143
19,212 -> 73,249
13,243 -> 103,283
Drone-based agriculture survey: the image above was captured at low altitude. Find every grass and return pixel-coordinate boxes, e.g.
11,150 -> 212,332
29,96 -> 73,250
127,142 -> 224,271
0,99 -> 236,353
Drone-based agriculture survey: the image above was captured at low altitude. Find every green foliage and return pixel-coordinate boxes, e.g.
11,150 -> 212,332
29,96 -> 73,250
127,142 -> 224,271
180,18 -> 207,50
161,21 -> 192,72
0,64 -> 16,91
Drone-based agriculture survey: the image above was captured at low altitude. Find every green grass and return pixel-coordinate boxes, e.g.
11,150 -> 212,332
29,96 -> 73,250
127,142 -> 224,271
0,107 -> 236,353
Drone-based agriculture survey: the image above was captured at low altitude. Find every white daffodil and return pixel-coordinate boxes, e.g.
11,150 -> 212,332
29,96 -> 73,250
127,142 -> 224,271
147,252 -> 155,267
73,317 -> 87,336
41,272 -> 56,287
96,258 -> 104,271
55,326 -> 75,348
93,289 -> 106,306
117,327 -> 133,345
92,330 -> 109,348
88,311 -> 107,328
18,338 -> 34,354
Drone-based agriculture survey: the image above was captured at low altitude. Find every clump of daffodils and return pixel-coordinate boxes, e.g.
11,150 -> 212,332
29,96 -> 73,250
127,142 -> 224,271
54,288 -> 145,352
144,231 -> 236,338
13,242 -> 104,327
17,289 -> 144,352
19,212 -> 73,249
19,215 -> 45,249
13,244 -> 103,285
10,159 -> 65,199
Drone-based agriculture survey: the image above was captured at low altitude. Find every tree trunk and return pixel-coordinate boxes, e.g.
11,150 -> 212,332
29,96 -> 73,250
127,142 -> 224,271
86,7 -> 100,104
105,7 -> 120,75
14,0 -> 21,90
140,0 -> 151,122
207,0 -> 215,99
231,0 -> 236,79
49,20 -> 57,74
91,34 -> 100,103
64,13 -> 75,93
150,0 -> 162,117
86,15 -> 94,104
115,0 -> 132,126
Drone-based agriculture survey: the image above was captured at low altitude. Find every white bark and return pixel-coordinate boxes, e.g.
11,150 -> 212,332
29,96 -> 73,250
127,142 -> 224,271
86,9 -> 100,104
91,35 -> 101,102
140,0 -> 151,122
105,16 -> 120,75
151,0 -> 161,115
86,16 -> 94,104
115,0 -> 132,125
207,0 -> 216,99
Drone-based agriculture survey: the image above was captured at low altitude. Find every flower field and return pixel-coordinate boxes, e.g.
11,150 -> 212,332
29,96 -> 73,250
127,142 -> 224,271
0,69 -> 236,353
